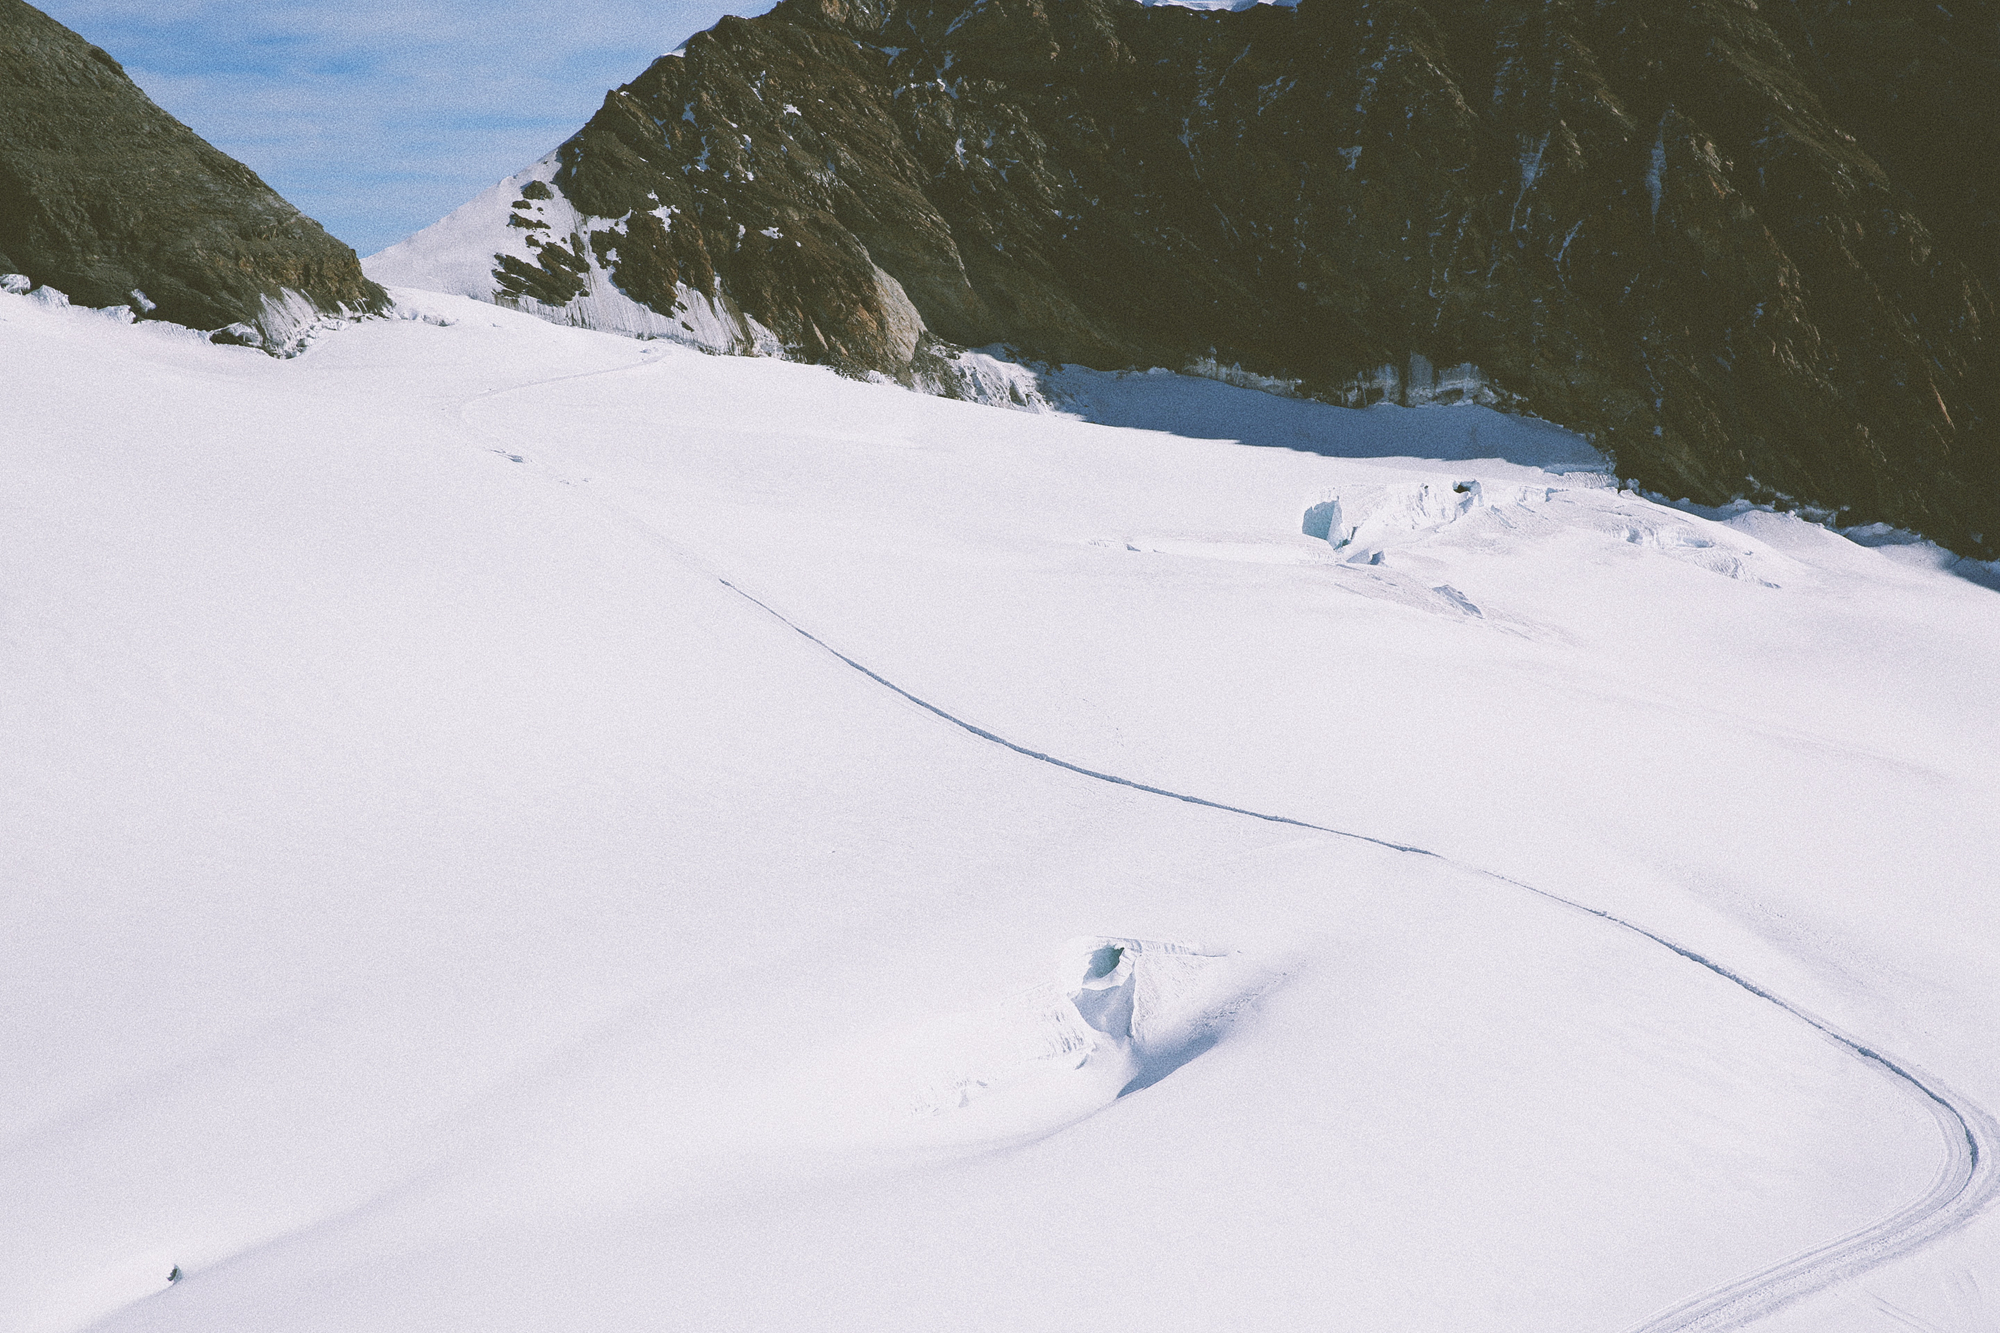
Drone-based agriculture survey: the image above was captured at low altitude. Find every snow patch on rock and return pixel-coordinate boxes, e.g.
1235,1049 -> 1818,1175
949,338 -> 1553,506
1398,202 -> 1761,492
365,155 -> 788,358
1185,355 -> 1303,397
2,275 -> 329,354
248,287 -> 357,356
1342,355 -> 1512,408
1142,0 -> 1299,10
914,344 -> 1060,411
365,154 -> 563,300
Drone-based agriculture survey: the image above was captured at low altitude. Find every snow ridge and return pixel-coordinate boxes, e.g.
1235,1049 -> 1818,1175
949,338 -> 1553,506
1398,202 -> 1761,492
365,157 -> 782,355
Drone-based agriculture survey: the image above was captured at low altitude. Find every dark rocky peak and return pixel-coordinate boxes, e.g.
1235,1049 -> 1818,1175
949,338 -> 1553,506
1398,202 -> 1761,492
368,0 -> 1999,556
0,0 -> 385,351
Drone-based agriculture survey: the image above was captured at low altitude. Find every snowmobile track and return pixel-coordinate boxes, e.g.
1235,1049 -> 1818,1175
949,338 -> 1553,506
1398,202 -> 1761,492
717,577 -> 1998,1333
461,357 -> 1995,1331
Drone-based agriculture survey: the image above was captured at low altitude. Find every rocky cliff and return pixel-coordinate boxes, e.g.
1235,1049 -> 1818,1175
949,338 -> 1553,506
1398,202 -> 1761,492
367,0 -> 1999,556
0,0 -> 385,351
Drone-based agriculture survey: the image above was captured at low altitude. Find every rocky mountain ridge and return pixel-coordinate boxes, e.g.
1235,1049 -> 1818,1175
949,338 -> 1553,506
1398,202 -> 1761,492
366,0 -> 1999,555
0,0 -> 385,351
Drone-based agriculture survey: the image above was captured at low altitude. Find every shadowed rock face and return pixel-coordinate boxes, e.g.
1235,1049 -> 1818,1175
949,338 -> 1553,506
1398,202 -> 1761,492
385,0 -> 1998,555
0,0 -> 385,350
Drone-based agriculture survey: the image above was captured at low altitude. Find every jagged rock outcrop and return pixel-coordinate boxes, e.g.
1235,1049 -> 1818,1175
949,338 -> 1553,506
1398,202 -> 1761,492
0,0 -> 385,350
368,0 -> 1999,556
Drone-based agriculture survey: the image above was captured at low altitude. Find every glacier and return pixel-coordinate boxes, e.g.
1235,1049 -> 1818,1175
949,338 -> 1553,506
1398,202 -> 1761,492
4,280 -> 1999,1333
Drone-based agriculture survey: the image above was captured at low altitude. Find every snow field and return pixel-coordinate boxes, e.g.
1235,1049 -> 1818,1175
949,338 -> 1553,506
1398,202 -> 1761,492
4,284 -> 1998,1332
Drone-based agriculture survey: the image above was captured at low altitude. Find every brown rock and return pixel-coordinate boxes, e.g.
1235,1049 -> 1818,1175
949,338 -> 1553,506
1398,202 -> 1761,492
0,0 -> 386,350
414,0 -> 2000,555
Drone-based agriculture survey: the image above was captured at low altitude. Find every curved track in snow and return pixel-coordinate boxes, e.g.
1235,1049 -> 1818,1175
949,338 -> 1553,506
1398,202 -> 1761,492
711,587 -> 1997,1333
468,354 -> 1996,1333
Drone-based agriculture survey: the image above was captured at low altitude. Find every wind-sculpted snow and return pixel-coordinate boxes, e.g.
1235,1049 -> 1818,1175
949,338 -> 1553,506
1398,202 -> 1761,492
8,288 -> 2000,1333
902,938 -> 1273,1138
1304,477 -> 1780,588
1100,465 -> 1779,624
720,540 -> 1998,1333
1,273 -> 370,356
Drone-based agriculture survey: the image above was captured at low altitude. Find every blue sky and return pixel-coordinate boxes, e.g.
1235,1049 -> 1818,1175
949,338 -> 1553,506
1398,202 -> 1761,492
36,1 -> 772,255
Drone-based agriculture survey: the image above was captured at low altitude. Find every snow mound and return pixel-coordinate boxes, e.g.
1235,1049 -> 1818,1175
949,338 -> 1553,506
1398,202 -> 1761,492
906,938 -> 1270,1135
1330,566 -> 1487,618
1838,522 -> 2000,591
1307,479 -> 1565,548
1307,477 -> 1777,584
1585,511 -> 1767,582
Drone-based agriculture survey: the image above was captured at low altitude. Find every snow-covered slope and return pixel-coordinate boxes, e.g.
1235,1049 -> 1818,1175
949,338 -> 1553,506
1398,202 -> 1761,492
360,157 -> 562,304
5,285 -> 1998,1333
363,154 -> 777,355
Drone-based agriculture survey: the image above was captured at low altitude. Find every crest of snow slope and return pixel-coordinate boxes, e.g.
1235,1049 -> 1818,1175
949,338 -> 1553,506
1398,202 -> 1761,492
362,166 -> 1050,411
0,273 -> 352,357
361,154 -> 776,355
3,285 -> 1997,1333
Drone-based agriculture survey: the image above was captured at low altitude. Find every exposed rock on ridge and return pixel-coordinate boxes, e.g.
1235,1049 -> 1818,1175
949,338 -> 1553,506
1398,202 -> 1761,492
0,0 -> 386,350
368,0 -> 1998,556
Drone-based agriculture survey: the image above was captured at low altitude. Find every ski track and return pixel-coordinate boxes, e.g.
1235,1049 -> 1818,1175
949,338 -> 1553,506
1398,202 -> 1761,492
468,354 -> 1999,1333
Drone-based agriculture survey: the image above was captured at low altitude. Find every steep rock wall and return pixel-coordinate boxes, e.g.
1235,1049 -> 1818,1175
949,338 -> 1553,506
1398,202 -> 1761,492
0,0 -> 386,350
370,0 -> 1999,555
